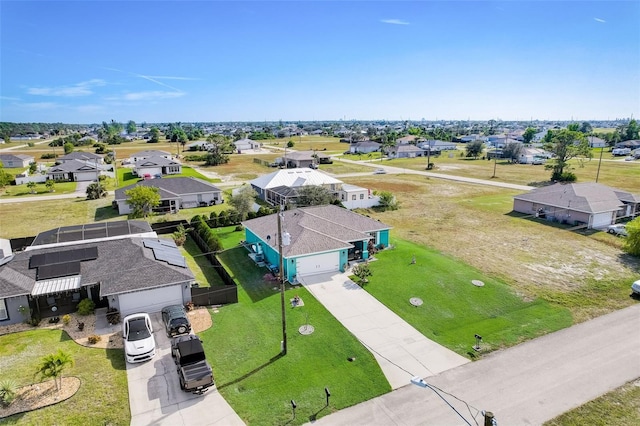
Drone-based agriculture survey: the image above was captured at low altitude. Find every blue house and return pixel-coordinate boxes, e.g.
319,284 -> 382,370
242,205 -> 391,281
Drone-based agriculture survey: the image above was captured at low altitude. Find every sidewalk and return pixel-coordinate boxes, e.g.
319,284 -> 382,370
298,272 -> 469,389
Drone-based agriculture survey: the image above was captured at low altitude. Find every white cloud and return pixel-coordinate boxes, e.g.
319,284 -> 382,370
0,96 -> 21,101
26,79 -> 106,97
594,18 -> 606,23
144,76 -> 200,81
381,19 -> 410,25
20,102 -> 59,110
107,91 -> 185,102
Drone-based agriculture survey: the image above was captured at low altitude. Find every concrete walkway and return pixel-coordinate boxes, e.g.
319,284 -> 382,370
298,272 -> 470,389
311,303 -> 640,425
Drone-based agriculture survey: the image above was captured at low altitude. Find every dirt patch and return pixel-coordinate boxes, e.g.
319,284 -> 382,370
0,377 -> 80,419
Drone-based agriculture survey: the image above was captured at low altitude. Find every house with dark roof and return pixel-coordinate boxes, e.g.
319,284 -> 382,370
47,159 -> 102,182
242,205 -> 391,281
114,177 -> 223,214
278,150 -> 332,168
386,144 -> 426,158
0,220 -> 194,325
129,150 -> 173,163
57,151 -> 104,164
513,183 -> 640,229
0,153 -> 34,168
133,156 -> 182,177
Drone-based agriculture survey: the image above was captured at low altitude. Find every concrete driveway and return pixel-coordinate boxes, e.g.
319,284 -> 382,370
126,313 -> 244,426
298,272 -> 469,389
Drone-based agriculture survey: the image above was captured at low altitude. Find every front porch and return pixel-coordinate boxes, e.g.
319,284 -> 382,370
31,284 -> 106,319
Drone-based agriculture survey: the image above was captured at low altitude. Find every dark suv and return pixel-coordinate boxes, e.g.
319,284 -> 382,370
161,304 -> 192,337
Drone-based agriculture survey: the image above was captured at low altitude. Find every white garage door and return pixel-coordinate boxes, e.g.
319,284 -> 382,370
296,252 -> 340,277
591,212 -> 613,229
118,285 -> 184,317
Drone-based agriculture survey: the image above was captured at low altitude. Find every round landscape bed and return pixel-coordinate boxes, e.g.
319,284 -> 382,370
0,377 -> 80,419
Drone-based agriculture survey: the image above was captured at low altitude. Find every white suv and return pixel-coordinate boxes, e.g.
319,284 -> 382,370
122,313 -> 156,363
632,280 -> 640,297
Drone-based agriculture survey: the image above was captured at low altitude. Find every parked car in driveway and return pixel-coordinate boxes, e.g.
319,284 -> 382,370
122,313 -> 156,363
172,334 -> 215,394
161,304 -> 192,337
607,224 -> 628,237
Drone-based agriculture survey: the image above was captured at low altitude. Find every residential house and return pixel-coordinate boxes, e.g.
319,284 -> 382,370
513,183 -> 640,229
518,147 -> 550,164
114,177 -> 222,214
587,136 -> 607,148
349,141 -> 381,154
278,150 -> 331,168
615,140 -> 640,150
387,144 -> 425,158
417,139 -> 456,151
47,159 -> 102,182
186,141 -> 212,151
242,205 -> 391,281
129,150 -> 173,163
57,151 -> 104,165
396,135 -> 419,144
250,169 -> 378,209
233,138 -> 261,152
0,220 -> 194,325
133,156 -> 182,177
0,154 -> 34,168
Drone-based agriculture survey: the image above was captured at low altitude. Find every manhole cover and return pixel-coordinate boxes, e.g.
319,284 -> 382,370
472,280 -> 485,287
410,297 -> 423,306
299,325 -> 315,335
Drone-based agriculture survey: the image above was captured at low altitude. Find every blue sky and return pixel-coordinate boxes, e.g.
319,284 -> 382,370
1,1 -> 638,123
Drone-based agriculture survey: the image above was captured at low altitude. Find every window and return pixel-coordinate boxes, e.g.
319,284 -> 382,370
352,195 -> 356,200
360,194 -> 364,200
0,299 -> 7,321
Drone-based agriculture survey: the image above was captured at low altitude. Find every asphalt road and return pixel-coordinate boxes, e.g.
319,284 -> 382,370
311,302 -> 640,426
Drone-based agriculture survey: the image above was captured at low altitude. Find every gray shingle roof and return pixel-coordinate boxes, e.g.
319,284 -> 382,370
242,205 -> 391,257
0,238 -> 194,299
59,152 -> 102,161
513,183 -> 629,213
134,156 -> 181,167
48,159 -> 97,173
114,177 -> 221,201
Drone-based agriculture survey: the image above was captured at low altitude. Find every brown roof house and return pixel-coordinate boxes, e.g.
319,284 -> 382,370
513,182 -> 640,229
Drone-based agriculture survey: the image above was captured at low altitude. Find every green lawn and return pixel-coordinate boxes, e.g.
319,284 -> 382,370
0,329 -> 129,425
1,181 -> 77,198
544,379 -> 640,426
362,239 -> 573,356
201,247 -> 390,425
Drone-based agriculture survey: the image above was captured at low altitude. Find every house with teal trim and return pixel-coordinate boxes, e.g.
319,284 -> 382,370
241,205 -> 391,281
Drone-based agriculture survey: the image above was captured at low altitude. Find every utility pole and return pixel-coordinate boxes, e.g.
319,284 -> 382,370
595,138 -> 604,183
277,205 -> 287,354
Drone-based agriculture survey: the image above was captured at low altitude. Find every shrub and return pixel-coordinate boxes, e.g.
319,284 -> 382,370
62,314 -> 71,326
77,321 -> 85,331
235,224 -> 244,232
106,308 -> 121,325
27,315 -> 41,327
77,298 -> 95,315
0,379 -> 18,407
41,153 -> 57,159
87,335 -> 101,344
185,301 -> 195,311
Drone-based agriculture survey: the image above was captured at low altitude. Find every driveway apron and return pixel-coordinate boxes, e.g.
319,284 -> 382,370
126,313 -> 245,426
298,272 -> 469,389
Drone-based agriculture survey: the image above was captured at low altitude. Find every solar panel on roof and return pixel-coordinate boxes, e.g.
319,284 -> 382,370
37,262 -> 81,280
30,246 -> 98,268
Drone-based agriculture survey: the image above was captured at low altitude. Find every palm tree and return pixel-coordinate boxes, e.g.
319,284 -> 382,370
86,182 -> 107,200
35,350 -> 74,392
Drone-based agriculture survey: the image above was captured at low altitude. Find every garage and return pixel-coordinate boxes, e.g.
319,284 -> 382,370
118,285 -> 184,317
296,252 -> 340,277
590,212 -> 615,229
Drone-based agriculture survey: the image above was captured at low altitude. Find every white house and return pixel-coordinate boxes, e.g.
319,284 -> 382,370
234,138 -> 261,152
129,150 -> 173,163
133,156 -> 182,177
0,154 -> 34,168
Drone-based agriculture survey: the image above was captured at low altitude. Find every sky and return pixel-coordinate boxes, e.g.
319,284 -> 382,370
1,0 -> 639,124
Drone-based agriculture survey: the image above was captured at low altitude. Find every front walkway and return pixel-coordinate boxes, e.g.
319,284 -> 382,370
298,272 -> 469,389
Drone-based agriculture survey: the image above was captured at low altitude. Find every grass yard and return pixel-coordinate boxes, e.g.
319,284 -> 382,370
178,227 -> 244,287
317,158 -> 375,174
544,379 -> 640,426
266,135 -> 346,153
202,247 -> 390,425
0,329 -> 129,425
187,154 -> 279,181
363,239 -> 573,356
344,175 -> 640,323
1,181 -> 77,198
